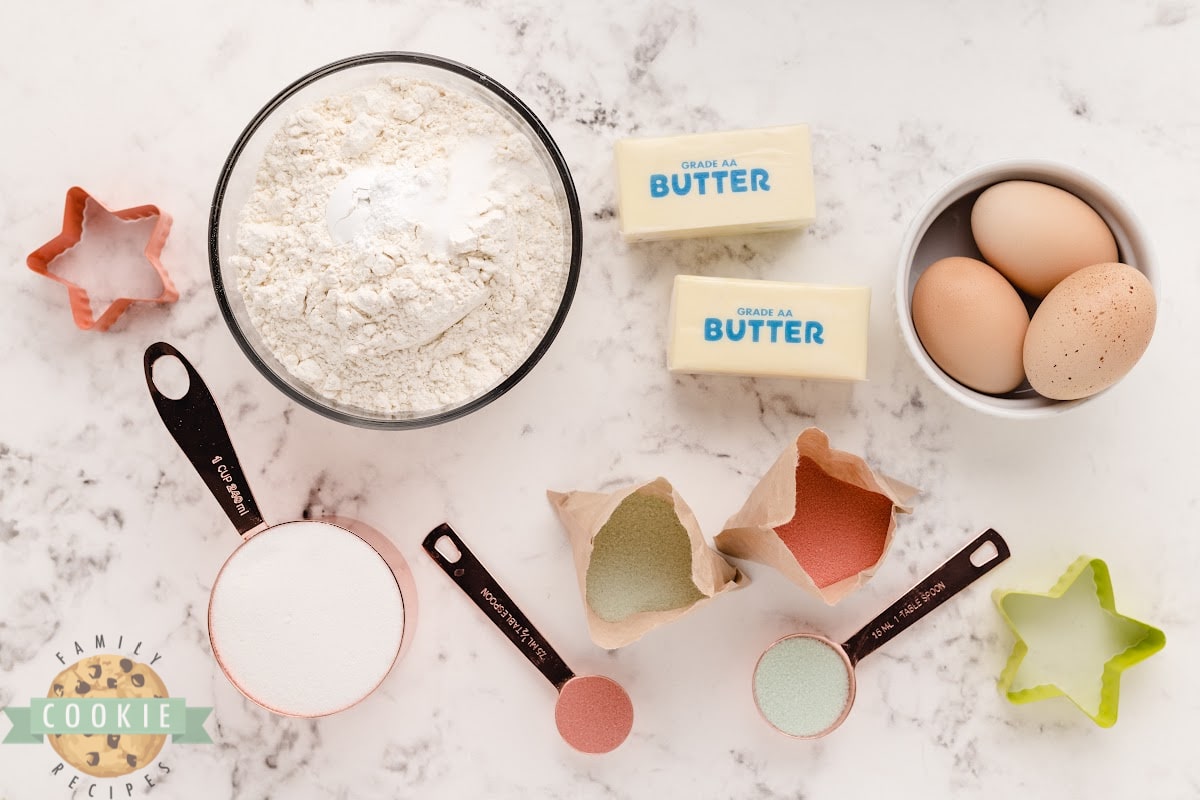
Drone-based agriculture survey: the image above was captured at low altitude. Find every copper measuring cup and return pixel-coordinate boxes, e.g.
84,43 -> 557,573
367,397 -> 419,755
144,342 -> 417,717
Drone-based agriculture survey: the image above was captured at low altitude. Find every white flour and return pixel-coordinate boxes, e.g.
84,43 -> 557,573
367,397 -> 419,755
231,77 -> 568,414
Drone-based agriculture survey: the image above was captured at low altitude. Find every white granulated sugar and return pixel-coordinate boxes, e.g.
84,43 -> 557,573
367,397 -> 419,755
209,520 -> 405,717
231,78 -> 568,414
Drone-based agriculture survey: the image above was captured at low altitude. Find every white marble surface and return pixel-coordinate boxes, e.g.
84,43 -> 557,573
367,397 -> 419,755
2,1 -> 1198,797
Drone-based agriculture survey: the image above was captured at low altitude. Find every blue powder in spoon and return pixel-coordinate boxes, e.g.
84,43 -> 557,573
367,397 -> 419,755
754,635 -> 853,737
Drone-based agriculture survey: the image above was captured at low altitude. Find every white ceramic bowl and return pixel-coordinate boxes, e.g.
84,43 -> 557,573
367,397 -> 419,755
895,160 -> 1156,419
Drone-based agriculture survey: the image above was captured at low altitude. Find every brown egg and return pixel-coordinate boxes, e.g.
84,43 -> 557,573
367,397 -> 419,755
1023,263 -> 1155,400
912,257 -> 1030,394
971,181 -> 1118,298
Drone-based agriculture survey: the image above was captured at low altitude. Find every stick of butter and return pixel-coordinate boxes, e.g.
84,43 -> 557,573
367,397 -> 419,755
615,125 -> 815,241
668,275 -> 869,381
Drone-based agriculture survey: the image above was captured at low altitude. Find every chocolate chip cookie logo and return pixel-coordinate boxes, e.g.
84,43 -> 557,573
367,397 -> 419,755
1,637 -> 212,794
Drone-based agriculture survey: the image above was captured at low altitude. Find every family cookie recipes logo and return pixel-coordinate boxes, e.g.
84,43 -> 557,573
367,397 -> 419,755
1,635 -> 212,796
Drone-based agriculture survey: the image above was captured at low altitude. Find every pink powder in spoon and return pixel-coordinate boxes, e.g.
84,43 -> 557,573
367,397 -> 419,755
554,675 -> 634,754
774,457 -> 895,588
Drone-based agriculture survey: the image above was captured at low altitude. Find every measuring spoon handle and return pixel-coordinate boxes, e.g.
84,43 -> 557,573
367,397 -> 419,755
143,342 -> 266,538
423,524 -> 576,689
842,528 -> 1010,664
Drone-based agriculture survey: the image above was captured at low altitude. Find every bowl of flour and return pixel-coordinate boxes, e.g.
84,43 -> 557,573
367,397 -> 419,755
210,53 -> 581,428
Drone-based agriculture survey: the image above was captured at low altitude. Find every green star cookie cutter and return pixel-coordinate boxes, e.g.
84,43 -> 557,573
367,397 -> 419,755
993,556 -> 1165,727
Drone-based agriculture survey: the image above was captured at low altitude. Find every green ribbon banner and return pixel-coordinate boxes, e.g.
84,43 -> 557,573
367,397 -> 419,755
2,699 -> 212,744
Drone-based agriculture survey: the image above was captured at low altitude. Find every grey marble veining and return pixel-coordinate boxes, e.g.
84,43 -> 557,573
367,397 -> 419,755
2,0 -> 1199,797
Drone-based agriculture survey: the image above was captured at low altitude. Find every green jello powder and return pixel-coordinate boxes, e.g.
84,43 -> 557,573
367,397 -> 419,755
754,635 -> 852,737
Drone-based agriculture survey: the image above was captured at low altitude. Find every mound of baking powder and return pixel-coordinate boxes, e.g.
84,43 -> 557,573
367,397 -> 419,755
230,77 -> 568,414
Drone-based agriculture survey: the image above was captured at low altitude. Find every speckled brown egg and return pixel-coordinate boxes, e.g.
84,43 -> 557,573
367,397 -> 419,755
1023,263 -> 1155,400
971,181 -> 1118,298
911,256 -> 1030,394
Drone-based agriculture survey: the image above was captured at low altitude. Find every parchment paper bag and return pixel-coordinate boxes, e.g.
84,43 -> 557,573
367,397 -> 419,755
548,477 -> 746,649
715,428 -> 917,605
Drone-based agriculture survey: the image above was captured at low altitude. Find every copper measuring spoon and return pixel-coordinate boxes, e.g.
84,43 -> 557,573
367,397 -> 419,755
424,524 -> 633,754
753,528 -> 1010,738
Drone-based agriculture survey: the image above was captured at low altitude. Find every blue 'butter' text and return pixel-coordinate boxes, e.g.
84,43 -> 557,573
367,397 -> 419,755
703,318 -> 824,344
650,168 -> 770,198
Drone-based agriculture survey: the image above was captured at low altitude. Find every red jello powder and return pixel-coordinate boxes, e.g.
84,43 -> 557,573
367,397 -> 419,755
774,457 -> 895,588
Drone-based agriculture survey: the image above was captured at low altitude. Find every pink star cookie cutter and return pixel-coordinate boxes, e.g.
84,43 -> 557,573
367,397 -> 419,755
27,186 -> 178,331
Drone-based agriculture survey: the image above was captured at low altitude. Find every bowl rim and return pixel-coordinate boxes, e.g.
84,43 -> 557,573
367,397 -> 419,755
208,51 -> 583,430
894,158 -> 1154,420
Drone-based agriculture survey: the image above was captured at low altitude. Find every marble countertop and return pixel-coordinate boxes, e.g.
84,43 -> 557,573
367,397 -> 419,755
2,1 -> 1198,797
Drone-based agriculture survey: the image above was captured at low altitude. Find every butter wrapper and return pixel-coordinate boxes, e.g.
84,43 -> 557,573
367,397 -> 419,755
615,125 -> 815,241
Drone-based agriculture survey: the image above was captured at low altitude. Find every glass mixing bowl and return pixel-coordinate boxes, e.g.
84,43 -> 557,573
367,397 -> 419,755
209,52 -> 582,429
